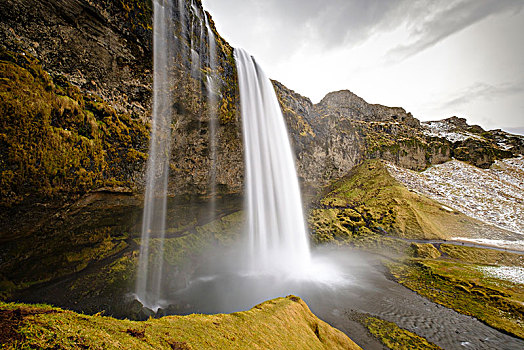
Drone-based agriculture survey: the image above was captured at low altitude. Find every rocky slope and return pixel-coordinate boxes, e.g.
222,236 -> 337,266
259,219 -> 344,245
307,159 -> 517,243
275,85 -> 523,188
387,157 -> 524,246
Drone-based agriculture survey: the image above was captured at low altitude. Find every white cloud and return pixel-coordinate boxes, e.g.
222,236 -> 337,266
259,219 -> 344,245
202,0 -> 524,130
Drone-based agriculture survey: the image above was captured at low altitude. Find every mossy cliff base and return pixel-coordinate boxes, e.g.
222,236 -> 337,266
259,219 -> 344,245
0,296 -> 361,350
1,193 -> 244,319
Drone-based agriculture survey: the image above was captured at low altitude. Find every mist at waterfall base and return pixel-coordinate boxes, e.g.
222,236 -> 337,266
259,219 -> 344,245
172,49 -> 354,314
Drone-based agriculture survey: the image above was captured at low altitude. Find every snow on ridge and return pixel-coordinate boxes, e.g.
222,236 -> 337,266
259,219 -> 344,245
421,121 -> 483,143
386,157 -> 524,236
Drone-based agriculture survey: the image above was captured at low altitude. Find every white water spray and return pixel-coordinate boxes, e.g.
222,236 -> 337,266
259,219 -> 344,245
135,0 -> 174,310
235,48 -> 312,277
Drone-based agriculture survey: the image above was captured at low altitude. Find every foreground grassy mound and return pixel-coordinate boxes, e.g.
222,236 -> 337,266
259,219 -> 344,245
388,244 -> 524,339
309,159 -> 495,243
0,296 -> 360,349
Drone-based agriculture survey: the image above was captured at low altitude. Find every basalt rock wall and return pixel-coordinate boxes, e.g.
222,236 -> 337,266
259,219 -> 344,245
0,0 -> 244,205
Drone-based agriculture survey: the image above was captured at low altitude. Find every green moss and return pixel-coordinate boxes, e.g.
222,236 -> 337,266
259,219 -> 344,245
440,244 -> 524,267
359,121 -> 428,158
118,0 -> 153,31
0,297 -> 361,349
0,48 -> 149,205
309,160 -> 464,241
137,211 -> 244,272
68,251 -> 138,298
309,208 -> 352,244
363,316 -> 442,350
0,226 -> 131,298
351,234 -> 413,258
219,94 -> 236,124
196,211 -> 244,245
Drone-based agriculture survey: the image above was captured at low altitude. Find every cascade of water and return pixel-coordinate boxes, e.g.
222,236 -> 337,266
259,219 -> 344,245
189,0 -> 201,80
135,0 -> 174,310
205,14 -> 218,209
177,0 -> 186,61
234,48 -> 311,275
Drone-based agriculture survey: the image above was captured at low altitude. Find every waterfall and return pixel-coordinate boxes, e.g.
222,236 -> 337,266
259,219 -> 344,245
177,0 -> 186,61
135,0 -> 174,310
234,48 -> 311,275
135,2 -> 341,311
205,14 -> 218,208
189,0 -> 201,80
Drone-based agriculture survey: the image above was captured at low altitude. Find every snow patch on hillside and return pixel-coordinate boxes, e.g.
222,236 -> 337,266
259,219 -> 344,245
477,266 -> 524,284
386,157 -> 524,236
421,121 -> 483,143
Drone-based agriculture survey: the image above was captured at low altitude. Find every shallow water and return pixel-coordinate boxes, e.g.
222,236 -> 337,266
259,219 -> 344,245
172,248 -> 524,350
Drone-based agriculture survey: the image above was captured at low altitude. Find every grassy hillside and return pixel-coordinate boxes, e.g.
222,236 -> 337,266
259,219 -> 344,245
0,296 -> 361,350
309,159 -> 492,242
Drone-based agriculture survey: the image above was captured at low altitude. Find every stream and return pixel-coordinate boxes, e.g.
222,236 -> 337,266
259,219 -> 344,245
172,248 -> 524,350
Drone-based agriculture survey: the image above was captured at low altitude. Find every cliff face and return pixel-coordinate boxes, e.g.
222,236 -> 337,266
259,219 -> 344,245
0,0 -> 153,117
1,0 -> 243,206
2,0 -> 522,205
0,0 -> 245,309
273,83 -> 363,188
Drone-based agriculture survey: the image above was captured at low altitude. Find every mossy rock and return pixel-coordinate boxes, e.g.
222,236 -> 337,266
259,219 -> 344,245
362,316 -> 442,350
410,243 -> 441,259
440,244 -> 524,267
0,48 -> 149,205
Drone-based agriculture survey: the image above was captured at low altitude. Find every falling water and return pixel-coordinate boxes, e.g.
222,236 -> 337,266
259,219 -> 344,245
189,0 -> 201,80
177,0 -> 186,61
234,48 -> 311,276
135,0 -> 174,310
205,14 -> 218,209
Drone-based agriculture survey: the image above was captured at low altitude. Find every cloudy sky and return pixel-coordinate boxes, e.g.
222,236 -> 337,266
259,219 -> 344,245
202,0 -> 524,133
